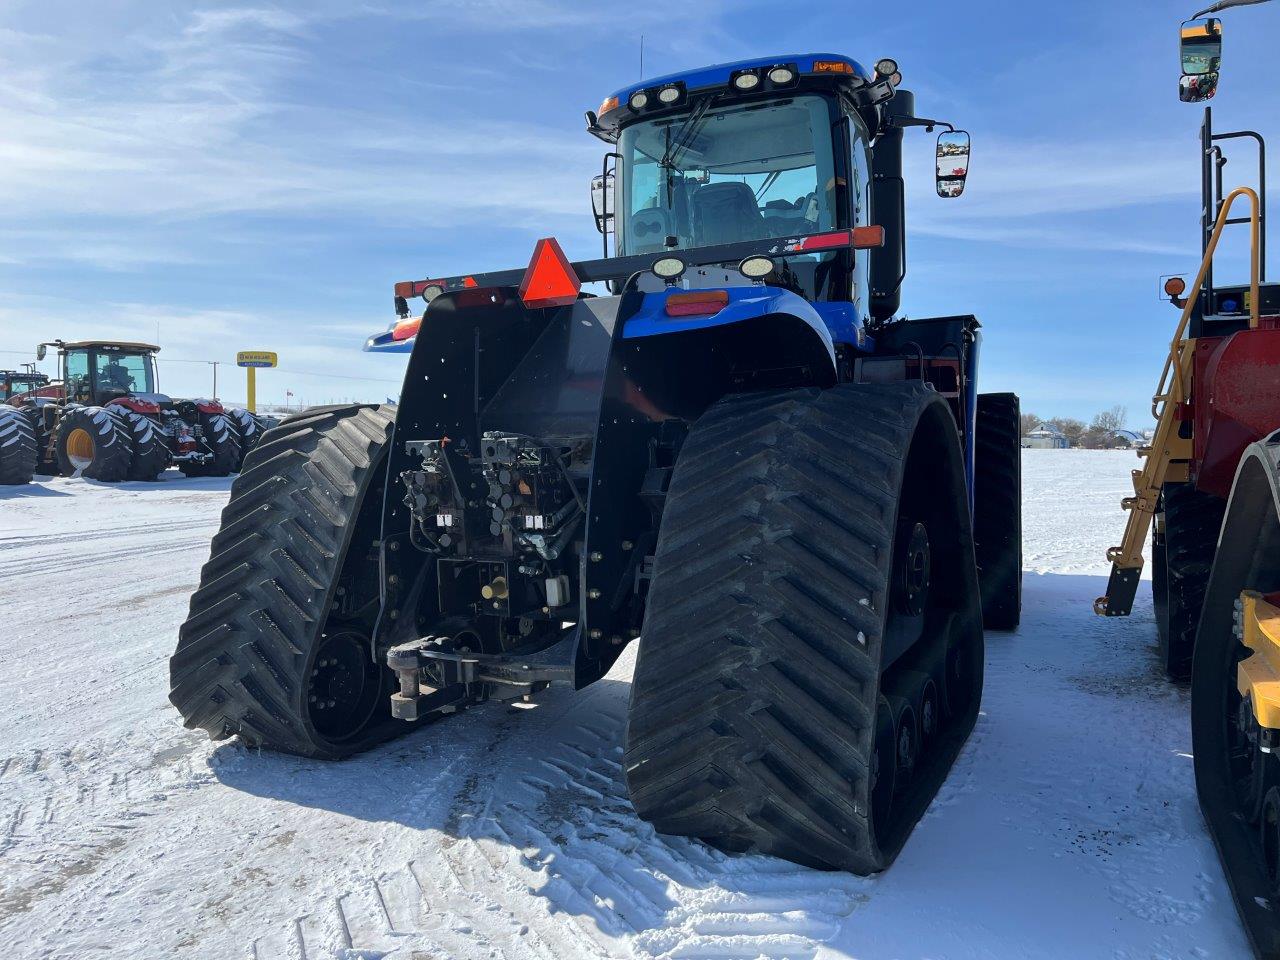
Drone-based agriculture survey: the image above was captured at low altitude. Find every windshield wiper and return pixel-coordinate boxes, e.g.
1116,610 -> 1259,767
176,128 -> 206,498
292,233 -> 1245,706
659,93 -> 717,214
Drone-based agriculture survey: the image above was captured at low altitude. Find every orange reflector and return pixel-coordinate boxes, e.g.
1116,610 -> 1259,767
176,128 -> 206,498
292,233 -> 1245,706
599,95 -> 620,115
518,237 -> 581,309
1164,276 -> 1187,297
462,276 -> 478,288
852,225 -> 886,249
392,316 -> 421,341
394,281 -> 414,298
665,290 -> 730,317
812,60 -> 854,74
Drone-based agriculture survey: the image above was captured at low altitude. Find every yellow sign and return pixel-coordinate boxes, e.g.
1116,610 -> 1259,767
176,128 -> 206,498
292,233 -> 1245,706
237,351 -> 278,368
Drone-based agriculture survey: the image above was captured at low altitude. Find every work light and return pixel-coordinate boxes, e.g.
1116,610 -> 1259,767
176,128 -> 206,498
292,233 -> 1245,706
739,256 -> 775,280
732,71 -> 761,91
767,66 -> 796,85
658,85 -> 682,104
875,58 -> 898,78
423,284 -> 444,302
651,257 -> 686,281
629,90 -> 649,111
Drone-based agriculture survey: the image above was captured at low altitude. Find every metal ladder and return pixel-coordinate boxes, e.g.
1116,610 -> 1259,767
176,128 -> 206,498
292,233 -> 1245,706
1095,186 -> 1260,616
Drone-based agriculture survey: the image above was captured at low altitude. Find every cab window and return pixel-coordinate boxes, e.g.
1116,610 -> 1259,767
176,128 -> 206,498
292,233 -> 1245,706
94,352 -> 153,396
66,351 -> 90,403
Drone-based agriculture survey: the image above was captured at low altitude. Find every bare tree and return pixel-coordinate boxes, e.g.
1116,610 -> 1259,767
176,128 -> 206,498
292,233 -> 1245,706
1083,406 -> 1128,449
1020,412 -> 1042,437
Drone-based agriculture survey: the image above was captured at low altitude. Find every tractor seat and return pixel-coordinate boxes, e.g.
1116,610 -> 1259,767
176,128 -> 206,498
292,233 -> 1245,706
691,182 -> 764,246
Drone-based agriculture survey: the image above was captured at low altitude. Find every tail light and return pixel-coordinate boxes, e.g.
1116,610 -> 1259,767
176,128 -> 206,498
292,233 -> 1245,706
666,290 -> 730,317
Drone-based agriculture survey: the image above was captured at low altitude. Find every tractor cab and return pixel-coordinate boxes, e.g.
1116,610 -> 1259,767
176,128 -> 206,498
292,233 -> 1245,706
37,340 -> 161,407
0,366 -> 50,403
586,54 -> 970,324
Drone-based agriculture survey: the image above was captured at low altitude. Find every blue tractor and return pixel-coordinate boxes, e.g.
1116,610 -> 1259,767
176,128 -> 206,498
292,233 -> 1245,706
171,53 -> 1021,873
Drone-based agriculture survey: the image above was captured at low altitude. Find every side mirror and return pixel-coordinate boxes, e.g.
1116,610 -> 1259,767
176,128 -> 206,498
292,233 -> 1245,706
1179,72 -> 1218,102
936,130 -> 970,198
1180,17 -> 1222,76
36,344 -> 46,361
591,172 -> 614,234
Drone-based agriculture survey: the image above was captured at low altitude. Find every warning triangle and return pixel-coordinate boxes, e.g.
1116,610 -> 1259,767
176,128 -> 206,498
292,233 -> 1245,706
518,237 -> 581,309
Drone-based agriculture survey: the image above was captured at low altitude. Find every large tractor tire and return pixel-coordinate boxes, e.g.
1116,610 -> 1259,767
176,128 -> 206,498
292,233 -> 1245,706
169,403 -> 404,759
181,410 -> 240,478
625,383 -> 984,873
974,392 -> 1022,630
119,410 -> 170,481
1157,481 -> 1225,681
226,407 -> 264,473
1191,437 -> 1280,958
55,405 -> 133,482
0,406 -> 38,485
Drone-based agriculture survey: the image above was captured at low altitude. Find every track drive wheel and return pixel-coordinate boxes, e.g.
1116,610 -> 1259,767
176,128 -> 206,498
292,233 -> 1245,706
0,406 -> 37,485
1191,436 -> 1280,957
169,403 -> 405,758
54,405 -> 133,482
1160,481 -> 1226,681
625,382 -> 984,873
974,392 -> 1022,630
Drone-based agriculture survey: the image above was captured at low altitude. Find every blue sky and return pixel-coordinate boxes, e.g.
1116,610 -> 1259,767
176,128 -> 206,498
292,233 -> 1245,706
0,0 -> 1275,420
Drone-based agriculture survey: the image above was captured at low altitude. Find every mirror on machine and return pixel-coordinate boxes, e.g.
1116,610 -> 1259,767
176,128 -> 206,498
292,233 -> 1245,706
590,172 -> 614,234
936,130 -> 970,198
1179,72 -> 1219,102
1180,17 -> 1222,76
36,344 -> 46,361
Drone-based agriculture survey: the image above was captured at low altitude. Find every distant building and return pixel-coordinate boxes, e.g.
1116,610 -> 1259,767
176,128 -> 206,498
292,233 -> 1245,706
1023,427 -> 1070,449
1111,429 -> 1146,449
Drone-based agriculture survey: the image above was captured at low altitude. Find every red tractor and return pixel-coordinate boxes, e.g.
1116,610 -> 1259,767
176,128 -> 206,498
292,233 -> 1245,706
0,340 -> 265,485
0,366 -> 58,404
1099,7 -> 1280,955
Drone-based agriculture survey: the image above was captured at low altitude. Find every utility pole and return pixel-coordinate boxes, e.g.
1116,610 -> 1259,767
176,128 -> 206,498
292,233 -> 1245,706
207,360 -> 219,399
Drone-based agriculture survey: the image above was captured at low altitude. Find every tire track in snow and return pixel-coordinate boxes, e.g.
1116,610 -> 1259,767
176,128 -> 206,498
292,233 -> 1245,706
250,678 -> 868,960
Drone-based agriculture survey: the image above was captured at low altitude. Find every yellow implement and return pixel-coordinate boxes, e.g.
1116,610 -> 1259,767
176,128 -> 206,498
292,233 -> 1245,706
1238,592 -> 1280,736
1095,186 -> 1261,617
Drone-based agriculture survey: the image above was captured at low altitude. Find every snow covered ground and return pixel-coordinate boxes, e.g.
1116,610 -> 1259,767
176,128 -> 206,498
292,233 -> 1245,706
0,451 -> 1252,959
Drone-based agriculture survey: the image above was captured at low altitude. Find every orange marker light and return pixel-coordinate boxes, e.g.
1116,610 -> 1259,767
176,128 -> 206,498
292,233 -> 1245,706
812,60 -> 854,74
852,225 -> 886,249
392,316 -> 422,341
599,95 -> 620,115
1164,276 -> 1187,298
518,237 -> 581,309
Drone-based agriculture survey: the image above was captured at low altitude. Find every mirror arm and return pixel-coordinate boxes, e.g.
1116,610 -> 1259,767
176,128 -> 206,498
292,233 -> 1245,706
889,116 -> 955,134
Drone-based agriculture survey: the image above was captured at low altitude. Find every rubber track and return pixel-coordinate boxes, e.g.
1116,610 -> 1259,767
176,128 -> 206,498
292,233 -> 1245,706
625,382 -> 953,873
1161,481 -> 1226,681
168,403 -> 401,759
974,393 -> 1022,630
0,407 -> 37,485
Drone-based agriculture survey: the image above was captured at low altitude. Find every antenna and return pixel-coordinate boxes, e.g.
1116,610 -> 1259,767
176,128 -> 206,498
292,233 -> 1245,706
639,35 -> 644,79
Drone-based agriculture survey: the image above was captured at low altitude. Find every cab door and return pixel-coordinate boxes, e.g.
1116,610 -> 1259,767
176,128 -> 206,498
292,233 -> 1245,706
844,114 -> 873,326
